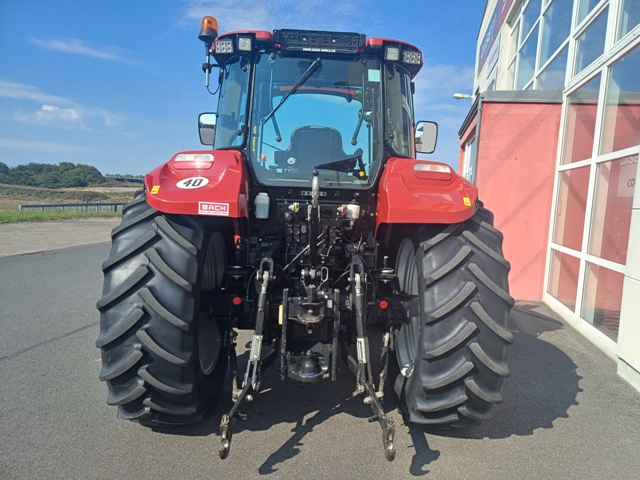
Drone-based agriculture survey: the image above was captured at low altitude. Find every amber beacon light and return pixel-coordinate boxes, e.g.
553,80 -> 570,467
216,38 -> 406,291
199,16 -> 219,48
199,16 -> 219,89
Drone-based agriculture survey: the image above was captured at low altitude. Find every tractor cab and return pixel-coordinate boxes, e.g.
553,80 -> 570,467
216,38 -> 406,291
197,18 -> 437,192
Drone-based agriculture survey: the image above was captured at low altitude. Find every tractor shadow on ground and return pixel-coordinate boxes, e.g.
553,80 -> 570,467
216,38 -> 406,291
252,377 -> 378,474
153,302 -> 581,476
454,301 -> 582,438
398,301 -> 582,474
152,339 -> 388,472
227,346 -> 393,474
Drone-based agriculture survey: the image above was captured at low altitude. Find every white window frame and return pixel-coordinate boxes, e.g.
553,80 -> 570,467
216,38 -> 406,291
543,2 -> 640,357
462,135 -> 478,184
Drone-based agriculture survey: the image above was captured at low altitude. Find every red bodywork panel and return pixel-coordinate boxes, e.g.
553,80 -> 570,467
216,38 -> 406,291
376,158 -> 478,231
145,150 -> 249,218
217,30 -> 273,41
366,37 -> 420,51
145,152 -> 475,226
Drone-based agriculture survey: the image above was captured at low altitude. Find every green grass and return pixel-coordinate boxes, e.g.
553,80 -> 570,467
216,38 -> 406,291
0,209 -> 121,224
0,181 -> 134,223
0,183 -> 112,202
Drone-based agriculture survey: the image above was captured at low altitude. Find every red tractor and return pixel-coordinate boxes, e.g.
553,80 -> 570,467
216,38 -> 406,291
97,16 -> 513,461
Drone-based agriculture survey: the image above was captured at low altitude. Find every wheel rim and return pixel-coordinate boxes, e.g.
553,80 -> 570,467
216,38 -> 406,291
395,238 -> 420,378
199,231 -> 226,375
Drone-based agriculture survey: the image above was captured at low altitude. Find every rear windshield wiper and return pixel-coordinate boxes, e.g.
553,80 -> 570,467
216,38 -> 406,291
263,57 -> 322,126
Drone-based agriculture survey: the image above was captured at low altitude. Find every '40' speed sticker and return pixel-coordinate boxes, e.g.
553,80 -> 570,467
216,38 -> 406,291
176,177 -> 209,189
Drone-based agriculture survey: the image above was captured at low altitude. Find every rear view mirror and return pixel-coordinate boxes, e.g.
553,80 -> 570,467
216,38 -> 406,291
415,121 -> 438,154
198,113 -> 217,145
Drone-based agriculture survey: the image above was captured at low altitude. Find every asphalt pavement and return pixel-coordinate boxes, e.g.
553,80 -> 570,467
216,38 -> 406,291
1,220 -> 639,479
0,218 -> 120,258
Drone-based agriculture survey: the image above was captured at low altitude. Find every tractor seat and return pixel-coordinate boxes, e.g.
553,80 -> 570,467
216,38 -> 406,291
274,126 -> 349,175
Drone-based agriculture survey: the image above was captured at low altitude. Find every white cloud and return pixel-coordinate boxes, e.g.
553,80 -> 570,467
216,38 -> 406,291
14,105 -> 85,128
0,80 -> 72,105
413,64 -> 475,109
0,137 -> 94,154
181,0 -> 363,32
1,80 -> 125,130
12,105 -> 124,130
31,37 -> 128,62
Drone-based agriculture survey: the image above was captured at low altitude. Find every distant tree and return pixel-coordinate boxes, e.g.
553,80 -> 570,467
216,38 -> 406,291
58,162 -> 75,172
103,173 -> 144,184
73,164 -> 104,185
10,165 -> 35,186
59,172 -> 86,187
0,162 -> 106,188
38,171 -> 61,188
0,162 -> 9,183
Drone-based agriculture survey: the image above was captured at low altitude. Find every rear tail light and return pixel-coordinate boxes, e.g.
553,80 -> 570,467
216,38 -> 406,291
413,162 -> 452,181
173,153 -> 214,170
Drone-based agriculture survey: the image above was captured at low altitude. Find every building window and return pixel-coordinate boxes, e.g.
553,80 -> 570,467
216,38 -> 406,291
617,0 -> 640,40
581,263 -> 624,339
600,45 -> 640,154
509,19 -> 519,59
577,0 -> 603,25
562,74 -> 601,164
538,45 -> 569,89
462,135 -> 477,184
540,0 -> 573,65
523,0 -> 543,38
544,2 -> 640,350
507,60 -> 516,88
517,28 -> 540,89
553,165 -> 591,251
511,0 -> 579,91
548,249 -> 581,311
507,20 -> 520,88
574,6 -> 609,75
588,155 -> 638,264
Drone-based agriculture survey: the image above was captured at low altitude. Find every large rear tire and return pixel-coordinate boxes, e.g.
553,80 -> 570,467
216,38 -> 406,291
393,204 -> 514,427
96,194 -> 230,425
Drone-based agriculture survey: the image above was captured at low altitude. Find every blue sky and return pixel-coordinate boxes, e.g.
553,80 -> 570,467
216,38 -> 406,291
0,1 -> 486,175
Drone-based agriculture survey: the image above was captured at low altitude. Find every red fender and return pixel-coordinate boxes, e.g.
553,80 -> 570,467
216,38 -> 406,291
376,158 -> 478,231
144,150 -> 249,218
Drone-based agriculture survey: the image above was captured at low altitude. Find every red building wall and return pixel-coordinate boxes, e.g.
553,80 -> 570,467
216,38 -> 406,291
460,101 -> 562,300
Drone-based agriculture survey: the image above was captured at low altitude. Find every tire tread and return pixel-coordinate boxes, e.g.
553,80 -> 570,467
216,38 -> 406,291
97,196 -> 228,426
393,204 -> 513,428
